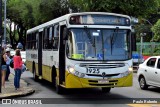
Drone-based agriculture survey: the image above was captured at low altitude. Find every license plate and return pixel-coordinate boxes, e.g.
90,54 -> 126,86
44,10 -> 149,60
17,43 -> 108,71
98,79 -> 109,84
86,68 -> 100,74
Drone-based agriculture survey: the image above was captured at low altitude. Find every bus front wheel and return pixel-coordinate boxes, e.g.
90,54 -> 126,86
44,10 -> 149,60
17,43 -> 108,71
102,87 -> 111,93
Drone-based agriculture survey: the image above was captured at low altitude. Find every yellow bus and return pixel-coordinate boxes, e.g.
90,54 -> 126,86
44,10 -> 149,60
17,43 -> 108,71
26,12 -> 133,94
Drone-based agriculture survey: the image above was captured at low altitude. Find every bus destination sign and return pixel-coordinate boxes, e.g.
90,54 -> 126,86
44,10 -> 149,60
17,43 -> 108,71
69,14 -> 130,26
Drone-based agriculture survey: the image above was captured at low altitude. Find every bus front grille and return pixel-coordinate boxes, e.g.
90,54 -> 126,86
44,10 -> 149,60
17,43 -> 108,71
88,80 -> 118,83
79,63 -> 125,69
88,80 -> 118,86
86,73 -> 120,77
89,83 -> 117,86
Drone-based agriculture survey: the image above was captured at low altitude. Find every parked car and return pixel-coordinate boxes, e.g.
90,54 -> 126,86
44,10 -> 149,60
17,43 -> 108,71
137,56 -> 160,90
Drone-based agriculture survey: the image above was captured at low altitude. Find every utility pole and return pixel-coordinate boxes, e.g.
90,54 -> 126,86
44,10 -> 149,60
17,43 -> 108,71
140,33 -> 146,64
0,0 -> 2,93
4,0 -> 6,44
142,18 -> 154,55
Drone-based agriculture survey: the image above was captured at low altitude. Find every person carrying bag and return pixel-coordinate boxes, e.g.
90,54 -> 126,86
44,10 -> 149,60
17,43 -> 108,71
13,49 -> 23,90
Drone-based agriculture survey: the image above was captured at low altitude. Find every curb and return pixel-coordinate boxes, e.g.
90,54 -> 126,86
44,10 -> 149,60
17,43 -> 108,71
0,73 -> 35,99
0,89 -> 35,99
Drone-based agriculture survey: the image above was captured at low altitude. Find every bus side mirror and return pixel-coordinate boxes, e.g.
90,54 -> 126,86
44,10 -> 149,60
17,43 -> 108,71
63,28 -> 68,40
131,33 -> 136,51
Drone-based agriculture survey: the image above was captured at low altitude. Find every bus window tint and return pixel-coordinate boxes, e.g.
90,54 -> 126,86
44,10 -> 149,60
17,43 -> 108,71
53,25 -> 59,49
48,26 -> 54,49
67,29 -> 130,60
36,32 -> 38,49
67,32 -> 73,58
43,28 -> 50,49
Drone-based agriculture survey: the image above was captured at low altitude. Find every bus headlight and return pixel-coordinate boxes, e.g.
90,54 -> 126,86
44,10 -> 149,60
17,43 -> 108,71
74,71 -> 85,78
120,71 -> 130,77
67,66 -> 85,78
128,67 -> 133,72
120,67 -> 132,77
68,66 -> 75,74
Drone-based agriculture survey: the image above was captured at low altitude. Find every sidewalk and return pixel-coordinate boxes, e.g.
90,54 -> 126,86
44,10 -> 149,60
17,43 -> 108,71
0,73 -> 35,98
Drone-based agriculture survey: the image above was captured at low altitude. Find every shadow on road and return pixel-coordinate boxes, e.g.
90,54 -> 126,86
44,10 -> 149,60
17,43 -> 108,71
146,87 -> 160,93
27,77 -> 130,99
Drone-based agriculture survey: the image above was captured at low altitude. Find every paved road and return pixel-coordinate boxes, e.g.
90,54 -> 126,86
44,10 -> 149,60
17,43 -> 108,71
2,70 -> 160,107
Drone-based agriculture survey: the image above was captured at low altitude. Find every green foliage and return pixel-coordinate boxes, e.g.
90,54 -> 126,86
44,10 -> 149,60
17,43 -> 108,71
6,0 -> 160,48
39,0 -> 69,23
151,19 -> 160,41
69,0 -> 159,17
7,0 -> 34,27
135,24 -> 152,42
7,0 -> 35,48
143,53 -> 160,56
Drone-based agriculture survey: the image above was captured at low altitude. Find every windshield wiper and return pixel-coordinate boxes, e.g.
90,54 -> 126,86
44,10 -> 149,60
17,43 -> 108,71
84,26 -> 95,47
110,27 -> 119,54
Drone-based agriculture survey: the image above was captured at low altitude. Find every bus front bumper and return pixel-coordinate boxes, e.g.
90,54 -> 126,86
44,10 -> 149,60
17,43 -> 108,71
65,73 -> 133,88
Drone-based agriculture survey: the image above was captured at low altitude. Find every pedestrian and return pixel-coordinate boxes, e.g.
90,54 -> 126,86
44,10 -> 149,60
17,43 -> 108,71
17,42 -> 23,49
13,49 -> 23,90
1,48 -> 7,88
5,48 -> 11,81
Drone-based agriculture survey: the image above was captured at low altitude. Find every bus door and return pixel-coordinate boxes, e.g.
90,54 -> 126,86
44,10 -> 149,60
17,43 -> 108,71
59,22 -> 67,85
38,29 -> 43,77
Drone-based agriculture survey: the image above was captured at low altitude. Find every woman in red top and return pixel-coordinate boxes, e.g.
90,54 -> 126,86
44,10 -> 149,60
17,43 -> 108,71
13,49 -> 23,90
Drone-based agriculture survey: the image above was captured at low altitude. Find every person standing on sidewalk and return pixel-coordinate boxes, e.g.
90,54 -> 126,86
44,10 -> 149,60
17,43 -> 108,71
5,48 -> 11,81
1,48 -> 7,88
13,49 -> 23,90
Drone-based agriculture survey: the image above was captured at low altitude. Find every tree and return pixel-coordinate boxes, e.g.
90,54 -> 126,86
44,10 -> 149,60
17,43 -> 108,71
69,0 -> 159,42
135,24 -> 151,42
7,0 -> 35,49
69,0 -> 159,18
6,0 -> 160,48
151,19 -> 160,41
6,0 -> 70,49
39,0 -> 69,23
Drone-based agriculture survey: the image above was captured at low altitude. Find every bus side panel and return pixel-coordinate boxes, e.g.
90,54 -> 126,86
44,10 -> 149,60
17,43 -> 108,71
42,65 -> 52,82
26,60 -> 32,72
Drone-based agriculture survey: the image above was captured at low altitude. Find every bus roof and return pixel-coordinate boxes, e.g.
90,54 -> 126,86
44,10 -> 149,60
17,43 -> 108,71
27,12 -> 130,34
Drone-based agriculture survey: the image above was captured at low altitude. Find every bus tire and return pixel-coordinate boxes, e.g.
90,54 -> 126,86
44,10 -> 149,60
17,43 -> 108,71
51,66 -> 56,87
102,87 -> 111,93
32,62 -> 38,81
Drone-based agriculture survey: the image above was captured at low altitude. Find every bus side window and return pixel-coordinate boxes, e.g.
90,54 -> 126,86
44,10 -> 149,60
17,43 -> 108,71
43,27 -> 50,49
26,34 -> 30,49
36,32 -> 38,49
67,32 -> 73,58
31,33 -> 35,49
48,26 -> 54,49
53,24 -> 59,49
31,32 -> 36,49
43,29 -> 46,49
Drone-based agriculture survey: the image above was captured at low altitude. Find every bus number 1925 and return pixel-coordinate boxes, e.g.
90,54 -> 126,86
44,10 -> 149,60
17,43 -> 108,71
86,68 -> 100,74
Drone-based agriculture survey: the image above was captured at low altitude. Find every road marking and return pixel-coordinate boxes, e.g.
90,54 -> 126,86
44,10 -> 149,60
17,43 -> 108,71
128,104 -> 160,107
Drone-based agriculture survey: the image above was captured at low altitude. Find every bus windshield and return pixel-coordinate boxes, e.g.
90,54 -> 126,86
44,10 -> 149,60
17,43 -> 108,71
67,28 -> 131,61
